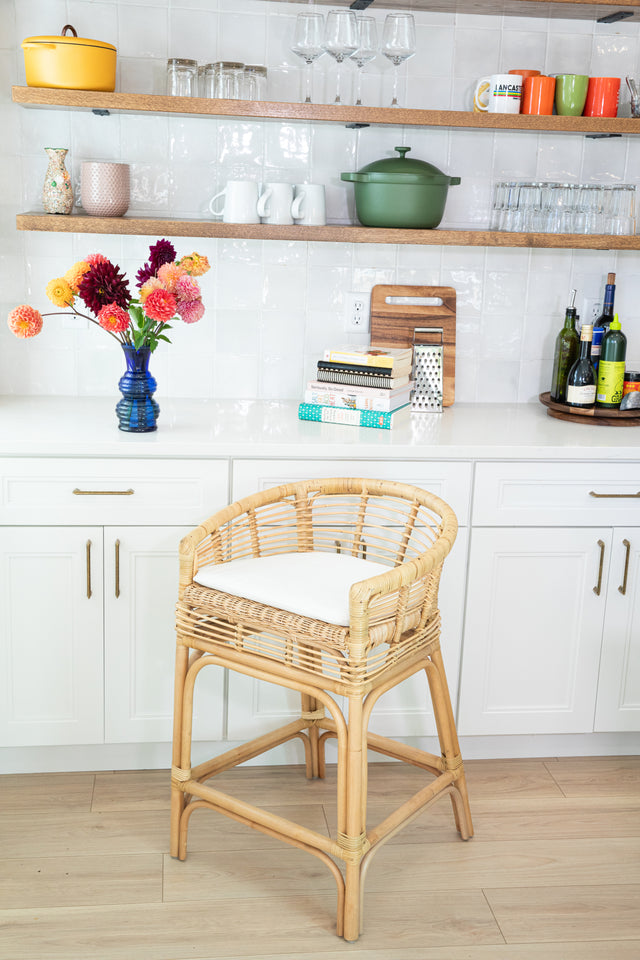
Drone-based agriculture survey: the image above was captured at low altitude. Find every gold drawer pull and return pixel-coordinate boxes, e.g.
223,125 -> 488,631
589,491 -> 640,499
86,540 -> 92,599
115,539 -> 121,599
619,539 -> 631,596
73,488 -> 135,496
593,539 -> 605,596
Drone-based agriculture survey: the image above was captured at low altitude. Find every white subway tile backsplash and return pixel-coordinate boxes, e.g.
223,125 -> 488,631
5,0 -> 640,402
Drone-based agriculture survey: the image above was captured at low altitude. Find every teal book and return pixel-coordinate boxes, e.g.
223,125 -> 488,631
298,402 -> 410,430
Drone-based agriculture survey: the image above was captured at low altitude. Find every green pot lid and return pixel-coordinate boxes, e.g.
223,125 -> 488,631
343,147 -> 459,185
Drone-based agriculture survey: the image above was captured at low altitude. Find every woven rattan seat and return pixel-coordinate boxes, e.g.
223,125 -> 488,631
170,477 -> 473,941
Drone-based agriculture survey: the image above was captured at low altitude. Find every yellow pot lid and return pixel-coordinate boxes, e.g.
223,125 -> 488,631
22,30 -> 116,52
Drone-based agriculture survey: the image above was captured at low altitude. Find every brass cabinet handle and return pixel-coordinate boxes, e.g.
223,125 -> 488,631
619,539 -> 631,596
589,491 -> 640,499
593,539 -> 605,596
86,540 -> 92,599
115,539 -> 120,599
73,488 -> 134,496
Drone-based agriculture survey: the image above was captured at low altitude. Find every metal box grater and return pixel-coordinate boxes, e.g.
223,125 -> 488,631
411,328 -> 443,412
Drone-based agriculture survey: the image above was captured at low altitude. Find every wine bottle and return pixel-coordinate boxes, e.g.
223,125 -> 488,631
566,324 -> 596,408
596,313 -> 627,408
550,289 -> 579,402
592,271 -> 616,370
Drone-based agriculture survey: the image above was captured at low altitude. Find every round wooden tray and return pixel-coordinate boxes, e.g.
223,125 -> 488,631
539,392 -> 640,426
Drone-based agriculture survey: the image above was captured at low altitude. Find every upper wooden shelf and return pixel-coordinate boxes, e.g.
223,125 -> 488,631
268,0 -> 640,20
15,213 -> 640,250
11,87 -> 640,135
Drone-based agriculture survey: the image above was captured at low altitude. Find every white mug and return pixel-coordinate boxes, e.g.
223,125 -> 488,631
209,180 -> 260,223
291,183 -> 326,226
474,74 -> 523,114
257,182 -> 294,225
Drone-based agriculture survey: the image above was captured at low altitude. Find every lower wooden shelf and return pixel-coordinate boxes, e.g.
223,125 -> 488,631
14,213 -> 640,249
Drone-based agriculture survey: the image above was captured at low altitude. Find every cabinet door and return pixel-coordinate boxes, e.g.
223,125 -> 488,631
0,527 -> 104,746
104,527 -> 224,743
458,527 -> 611,736
595,530 -> 640,732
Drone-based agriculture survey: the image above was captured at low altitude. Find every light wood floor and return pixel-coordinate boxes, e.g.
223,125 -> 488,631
1,756 -> 639,959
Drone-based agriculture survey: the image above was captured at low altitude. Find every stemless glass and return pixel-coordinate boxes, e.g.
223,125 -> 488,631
381,12 -> 416,107
323,8 -> 359,105
291,12 -> 326,104
350,16 -> 378,107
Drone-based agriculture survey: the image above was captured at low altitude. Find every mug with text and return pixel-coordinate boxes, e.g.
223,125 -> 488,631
291,183 -> 326,225
257,182 -> 295,225
474,74 -> 523,114
583,77 -> 620,117
521,75 -> 556,115
209,180 -> 260,223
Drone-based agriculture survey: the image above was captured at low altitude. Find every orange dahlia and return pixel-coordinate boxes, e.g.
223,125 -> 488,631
144,288 -> 177,323
46,277 -> 75,308
64,260 -> 91,294
157,262 -> 186,292
8,305 -> 43,338
179,253 -> 210,276
97,302 -> 130,334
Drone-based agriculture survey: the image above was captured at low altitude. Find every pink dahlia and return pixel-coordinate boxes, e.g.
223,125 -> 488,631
85,253 -> 109,266
174,274 -> 200,302
157,261 -> 186,292
144,288 -> 177,323
177,298 -> 204,325
8,305 -> 43,338
97,302 -> 130,334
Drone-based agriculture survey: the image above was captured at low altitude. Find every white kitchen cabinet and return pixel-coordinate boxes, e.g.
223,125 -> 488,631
458,527 -> 612,736
0,527 -> 104,746
595,531 -> 640,732
227,458 -> 471,742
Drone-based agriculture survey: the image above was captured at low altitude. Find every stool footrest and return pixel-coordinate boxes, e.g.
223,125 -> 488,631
191,718 -> 308,781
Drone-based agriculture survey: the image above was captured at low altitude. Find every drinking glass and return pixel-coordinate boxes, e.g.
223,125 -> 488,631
291,12 -> 325,104
350,16 -> 378,107
381,12 -> 416,107
323,9 -> 358,105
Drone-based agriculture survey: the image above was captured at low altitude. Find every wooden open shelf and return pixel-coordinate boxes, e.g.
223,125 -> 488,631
15,213 -> 640,249
11,87 -> 640,136
268,0 -> 640,20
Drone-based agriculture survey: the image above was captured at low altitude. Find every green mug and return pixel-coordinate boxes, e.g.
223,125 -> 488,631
555,74 -> 589,116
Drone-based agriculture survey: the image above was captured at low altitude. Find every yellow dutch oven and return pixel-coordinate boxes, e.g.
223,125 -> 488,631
22,24 -> 116,92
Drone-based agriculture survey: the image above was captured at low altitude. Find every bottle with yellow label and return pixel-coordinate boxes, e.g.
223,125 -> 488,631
596,313 -> 627,408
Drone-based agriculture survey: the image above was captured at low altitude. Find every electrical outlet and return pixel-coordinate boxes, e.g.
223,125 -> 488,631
582,298 -> 603,325
344,292 -> 370,332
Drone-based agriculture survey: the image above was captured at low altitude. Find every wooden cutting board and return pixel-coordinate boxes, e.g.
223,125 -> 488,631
370,284 -> 456,406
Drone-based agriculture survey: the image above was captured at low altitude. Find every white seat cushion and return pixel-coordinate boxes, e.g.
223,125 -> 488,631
193,551 -> 388,627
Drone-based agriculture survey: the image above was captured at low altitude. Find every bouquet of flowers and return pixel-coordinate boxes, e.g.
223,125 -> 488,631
8,239 -> 210,352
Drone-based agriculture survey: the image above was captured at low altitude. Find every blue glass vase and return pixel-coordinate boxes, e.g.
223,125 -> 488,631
116,345 -> 160,432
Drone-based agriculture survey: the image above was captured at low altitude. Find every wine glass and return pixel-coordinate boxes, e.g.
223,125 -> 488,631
323,9 -> 358,105
381,12 -> 416,107
349,16 -> 378,107
290,12 -> 325,104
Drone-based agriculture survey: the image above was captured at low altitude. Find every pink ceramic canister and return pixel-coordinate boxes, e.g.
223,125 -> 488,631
81,160 -> 130,217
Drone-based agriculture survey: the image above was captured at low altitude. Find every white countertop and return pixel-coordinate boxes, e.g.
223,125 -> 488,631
1,396 -> 639,460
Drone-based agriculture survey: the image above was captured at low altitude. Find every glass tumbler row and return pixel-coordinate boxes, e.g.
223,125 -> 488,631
490,181 -> 636,236
167,59 -> 267,100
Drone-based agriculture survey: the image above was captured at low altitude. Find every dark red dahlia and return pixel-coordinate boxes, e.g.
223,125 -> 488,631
78,261 -> 131,315
136,239 -> 177,287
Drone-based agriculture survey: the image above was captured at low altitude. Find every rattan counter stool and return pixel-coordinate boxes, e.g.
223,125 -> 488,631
170,477 -> 473,942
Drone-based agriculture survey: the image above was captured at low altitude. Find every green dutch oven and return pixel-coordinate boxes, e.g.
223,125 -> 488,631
341,146 -> 461,229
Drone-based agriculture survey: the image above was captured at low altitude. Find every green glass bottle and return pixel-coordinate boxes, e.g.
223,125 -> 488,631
596,313 -> 627,408
550,290 -> 579,403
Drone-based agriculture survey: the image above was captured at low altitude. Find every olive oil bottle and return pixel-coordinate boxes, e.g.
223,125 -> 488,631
550,289 -> 579,403
596,313 -> 627,408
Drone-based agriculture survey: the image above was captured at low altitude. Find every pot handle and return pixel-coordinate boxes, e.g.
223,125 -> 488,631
340,173 -> 368,182
449,177 -> 461,186
61,24 -> 78,37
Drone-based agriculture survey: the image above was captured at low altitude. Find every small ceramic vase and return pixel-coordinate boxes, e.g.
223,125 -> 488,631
42,147 -> 74,215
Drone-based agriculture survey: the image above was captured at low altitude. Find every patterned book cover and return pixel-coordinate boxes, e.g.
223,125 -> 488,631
322,345 -> 412,370
298,403 -> 410,430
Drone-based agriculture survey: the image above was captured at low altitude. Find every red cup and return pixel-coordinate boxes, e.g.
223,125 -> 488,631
583,77 -> 620,117
521,75 -> 556,115
509,69 -> 541,80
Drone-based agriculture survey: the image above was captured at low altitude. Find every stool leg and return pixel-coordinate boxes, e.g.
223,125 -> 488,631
300,693 -> 321,779
342,694 -> 366,942
426,648 -> 474,840
170,643 -> 189,858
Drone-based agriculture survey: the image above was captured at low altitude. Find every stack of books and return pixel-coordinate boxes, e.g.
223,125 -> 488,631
299,344 -> 414,430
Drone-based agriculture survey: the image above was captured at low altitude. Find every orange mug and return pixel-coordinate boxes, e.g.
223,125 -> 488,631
583,77 -> 620,117
509,69 -> 541,80
522,75 -> 556,115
